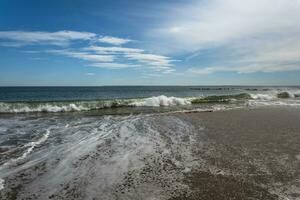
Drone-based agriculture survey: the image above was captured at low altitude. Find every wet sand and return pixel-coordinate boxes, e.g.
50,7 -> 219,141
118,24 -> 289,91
0,107 -> 300,200
173,107 -> 300,199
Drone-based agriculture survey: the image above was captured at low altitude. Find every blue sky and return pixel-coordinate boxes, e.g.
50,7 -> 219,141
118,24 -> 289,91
1,0 -> 300,86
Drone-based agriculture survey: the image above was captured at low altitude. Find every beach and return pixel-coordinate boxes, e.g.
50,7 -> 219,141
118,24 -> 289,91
2,0 -> 300,199
0,107 -> 299,200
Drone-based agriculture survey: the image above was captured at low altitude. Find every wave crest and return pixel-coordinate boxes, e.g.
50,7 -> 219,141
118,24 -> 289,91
0,90 -> 299,113
130,95 -> 191,107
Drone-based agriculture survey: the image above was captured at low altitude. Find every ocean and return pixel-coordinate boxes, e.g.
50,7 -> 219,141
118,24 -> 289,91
0,86 -> 300,199
0,86 -> 300,114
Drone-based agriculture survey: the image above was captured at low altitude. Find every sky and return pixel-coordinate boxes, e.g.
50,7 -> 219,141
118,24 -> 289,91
1,0 -> 300,86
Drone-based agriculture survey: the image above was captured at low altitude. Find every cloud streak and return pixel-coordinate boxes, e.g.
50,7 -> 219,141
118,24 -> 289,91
98,36 -> 131,45
124,53 -> 172,67
49,49 -> 115,62
0,30 -> 96,46
86,73 -> 95,76
189,63 -> 300,75
0,30 -> 176,74
86,45 -> 175,72
85,46 -> 144,54
89,63 -> 140,69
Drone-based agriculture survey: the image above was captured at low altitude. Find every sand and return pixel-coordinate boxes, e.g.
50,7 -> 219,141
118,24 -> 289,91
172,107 -> 300,199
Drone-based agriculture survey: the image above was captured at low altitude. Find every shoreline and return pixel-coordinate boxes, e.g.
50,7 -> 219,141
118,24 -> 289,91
0,107 -> 299,199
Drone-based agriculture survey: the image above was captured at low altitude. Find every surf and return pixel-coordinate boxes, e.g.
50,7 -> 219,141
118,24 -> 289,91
0,89 -> 299,113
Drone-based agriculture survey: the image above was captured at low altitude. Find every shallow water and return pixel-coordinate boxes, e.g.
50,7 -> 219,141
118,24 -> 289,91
0,113 -> 203,199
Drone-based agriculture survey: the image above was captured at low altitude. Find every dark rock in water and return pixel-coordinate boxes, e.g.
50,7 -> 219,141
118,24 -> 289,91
191,93 -> 251,104
277,92 -> 290,98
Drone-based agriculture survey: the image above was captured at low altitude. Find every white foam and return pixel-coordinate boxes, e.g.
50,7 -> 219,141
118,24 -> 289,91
0,178 -> 4,190
250,89 -> 300,100
247,99 -> 300,107
287,90 -> 300,98
249,93 -> 275,100
4,129 -> 50,166
0,102 -> 89,113
0,100 -> 133,113
131,95 -> 191,107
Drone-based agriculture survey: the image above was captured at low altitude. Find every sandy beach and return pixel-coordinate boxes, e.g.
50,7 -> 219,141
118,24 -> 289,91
2,0 -> 300,199
0,107 -> 299,200
172,108 -> 300,199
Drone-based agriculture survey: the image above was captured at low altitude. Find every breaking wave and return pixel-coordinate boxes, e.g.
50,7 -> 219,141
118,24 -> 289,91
0,91 -> 299,113
0,99 -> 134,113
130,95 -> 191,107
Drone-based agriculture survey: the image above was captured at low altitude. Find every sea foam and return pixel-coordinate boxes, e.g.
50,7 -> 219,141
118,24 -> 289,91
130,95 -> 191,107
0,178 -> 4,190
3,129 -> 50,167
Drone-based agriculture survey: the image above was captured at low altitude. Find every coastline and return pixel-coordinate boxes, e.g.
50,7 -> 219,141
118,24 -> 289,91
0,107 -> 299,199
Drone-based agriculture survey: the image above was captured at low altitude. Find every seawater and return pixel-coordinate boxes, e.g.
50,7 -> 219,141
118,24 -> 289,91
0,86 -> 300,113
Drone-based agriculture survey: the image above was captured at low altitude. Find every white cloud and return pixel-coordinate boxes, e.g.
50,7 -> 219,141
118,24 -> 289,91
0,30 -> 134,47
86,45 -> 176,72
49,50 -> 115,62
141,73 -> 163,78
0,30 -> 96,46
152,0 -> 300,51
85,46 -> 144,54
188,63 -> 300,74
0,30 -> 176,73
188,67 -> 220,75
124,52 -> 173,68
188,36 -> 300,74
161,69 -> 176,74
86,73 -> 95,76
150,0 -> 300,74
188,62 -> 300,75
98,36 -> 131,45
88,63 -> 139,69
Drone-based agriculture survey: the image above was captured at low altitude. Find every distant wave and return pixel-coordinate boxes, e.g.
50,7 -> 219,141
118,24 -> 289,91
0,91 -> 299,113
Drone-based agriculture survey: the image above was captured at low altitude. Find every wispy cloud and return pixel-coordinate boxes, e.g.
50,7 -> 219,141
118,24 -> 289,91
0,30 -> 176,73
188,63 -> 300,75
150,0 -> 300,74
85,46 -> 144,54
188,36 -> 300,74
86,45 -> 175,72
88,63 -> 139,69
49,45 -> 175,72
98,36 -> 131,45
0,30 -> 96,46
141,73 -> 163,78
85,73 -> 95,76
49,49 -> 115,62
124,53 -> 172,67
152,0 -> 300,52
0,30 -> 134,47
